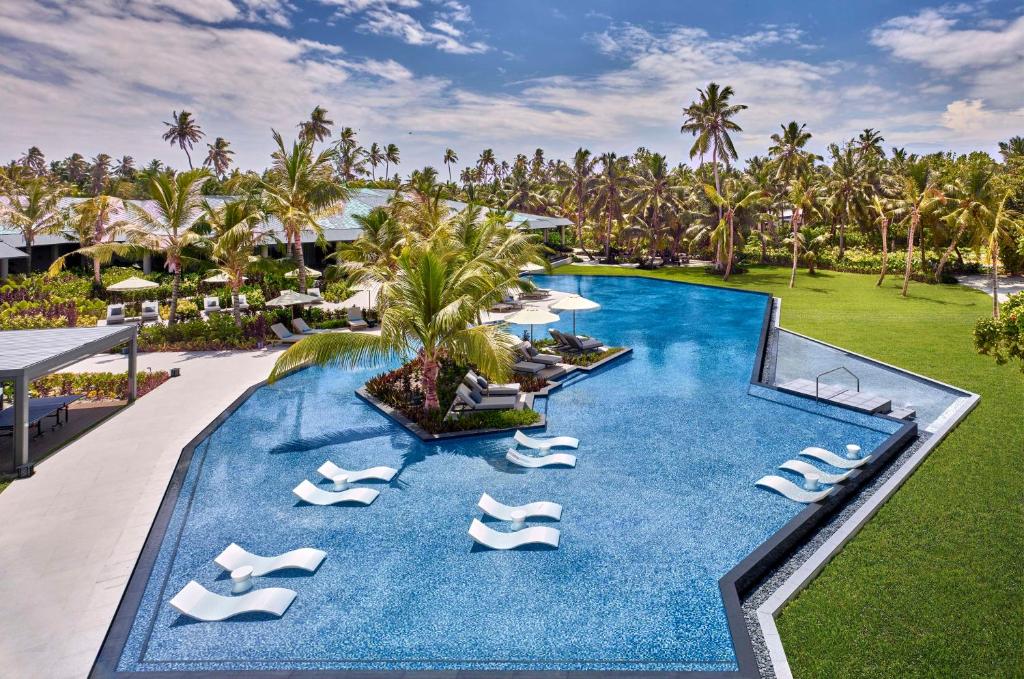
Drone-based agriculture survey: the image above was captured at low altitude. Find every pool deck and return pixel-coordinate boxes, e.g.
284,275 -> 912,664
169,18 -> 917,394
0,349 -> 283,679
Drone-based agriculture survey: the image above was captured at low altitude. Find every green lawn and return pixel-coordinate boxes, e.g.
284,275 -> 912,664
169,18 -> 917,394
556,264 -> 1023,678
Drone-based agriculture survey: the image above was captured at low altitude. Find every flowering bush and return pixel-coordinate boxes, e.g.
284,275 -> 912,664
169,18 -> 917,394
974,292 -> 1024,372
138,312 -> 278,351
0,274 -> 105,328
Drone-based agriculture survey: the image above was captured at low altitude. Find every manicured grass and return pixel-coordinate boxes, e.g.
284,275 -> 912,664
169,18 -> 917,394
556,264 -> 1023,678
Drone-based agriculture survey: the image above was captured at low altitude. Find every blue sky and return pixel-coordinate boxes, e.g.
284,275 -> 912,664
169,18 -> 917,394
1,0 -> 1021,173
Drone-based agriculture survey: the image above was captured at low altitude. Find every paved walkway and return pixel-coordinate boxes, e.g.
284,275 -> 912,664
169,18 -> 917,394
957,273 -> 1024,303
0,349 -> 282,679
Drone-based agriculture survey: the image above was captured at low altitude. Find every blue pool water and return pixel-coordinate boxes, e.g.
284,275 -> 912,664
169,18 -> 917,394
116,276 -> 903,673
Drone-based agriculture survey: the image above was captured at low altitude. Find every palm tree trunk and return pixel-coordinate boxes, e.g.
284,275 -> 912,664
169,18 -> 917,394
169,269 -> 181,325
838,222 -> 846,259
92,257 -> 101,286
934,224 -> 966,282
604,213 -> 612,263
184,148 -> 193,170
789,212 -> 799,288
991,248 -> 1000,319
723,216 -> 735,281
232,281 -> 242,328
758,221 -> 767,263
901,214 -> 917,297
24,241 -> 32,273
290,229 -> 307,293
876,220 -> 888,286
420,353 -> 440,411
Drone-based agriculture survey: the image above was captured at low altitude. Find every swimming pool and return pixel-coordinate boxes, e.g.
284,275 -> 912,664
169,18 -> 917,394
107,275 -> 905,675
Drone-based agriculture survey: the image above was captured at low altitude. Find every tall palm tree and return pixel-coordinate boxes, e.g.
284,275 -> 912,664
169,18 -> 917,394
162,110 -> 204,169
299,106 -> 334,144
680,82 -> 746,231
935,156 -> 995,282
65,153 -> 88,184
114,156 -> 136,180
18,147 -> 46,176
0,175 -> 65,268
384,143 -> 400,180
768,121 -> 814,180
443,148 -> 458,183
890,160 -> 942,296
856,128 -> 886,159
822,142 -> 871,259
786,176 -> 820,288
203,137 -> 234,179
868,194 -> 893,286
48,195 -> 128,285
330,207 -> 406,287
557,148 -> 597,257
592,152 -> 627,263
477,148 -> 496,182
367,143 -> 384,180
205,199 -> 272,326
703,178 -> 765,280
529,148 -> 545,180
998,136 -> 1024,161
269,242 -> 518,411
261,131 -> 347,293
90,154 -> 111,194
982,192 -> 1021,318
626,152 -> 684,264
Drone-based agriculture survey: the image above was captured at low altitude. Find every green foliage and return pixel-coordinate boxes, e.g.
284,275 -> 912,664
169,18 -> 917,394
138,312 -> 275,351
26,370 -> 170,400
160,298 -> 199,321
0,273 -> 106,328
323,280 -> 355,303
973,292 -> 1024,371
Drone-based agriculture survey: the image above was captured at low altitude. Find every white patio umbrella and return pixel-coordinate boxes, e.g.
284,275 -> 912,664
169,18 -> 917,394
505,307 -> 559,343
202,272 -> 246,284
284,266 -> 321,279
266,289 -> 320,319
550,294 -> 600,335
107,276 -> 158,291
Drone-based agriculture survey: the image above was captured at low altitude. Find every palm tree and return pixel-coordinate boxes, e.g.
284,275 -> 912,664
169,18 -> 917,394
18,147 -> 46,176
65,153 -> 88,184
114,156 -> 136,180
703,178 -> 765,280
822,142 -> 871,259
626,152 -> 684,264
205,199 -> 271,326
890,161 -> 942,296
477,148 -> 495,182
592,152 -> 627,263
367,143 -> 384,180
48,196 -> 128,285
261,131 -> 347,293
786,176 -> 820,288
269,242 -> 519,411
998,136 -> 1024,161
384,143 -> 400,180
868,194 -> 892,286
982,192 -> 1021,318
530,148 -> 545,180
557,148 -> 597,257
330,207 -> 406,288
333,128 -> 367,180
89,154 -> 111,194
162,110 -> 204,169
0,175 -> 65,268
443,148 -> 458,183
856,128 -> 885,159
680,82 -> 747,234
935,156 -> 995,282
768,121 -> 814,180
501,166 -> 545,212
299,106 -> 334,144
203,137 -> 234,179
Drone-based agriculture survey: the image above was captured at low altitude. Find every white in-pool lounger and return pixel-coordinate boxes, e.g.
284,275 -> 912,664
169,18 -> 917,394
755,475 -> 834,503
468,518 -> 560,550
292,479 -> 379,506
214,543 -> 326,576
513,430 -> 579,450
169,581 -> 296,621
506,449 -> 577,468
316,461 -> 398,483
478,493 -> 562,521
800,446 -> 872,469
779,459 -> 854,485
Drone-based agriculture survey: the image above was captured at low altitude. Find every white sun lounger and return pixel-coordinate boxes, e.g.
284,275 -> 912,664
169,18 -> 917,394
292,479 -> 379,506
800,446 -> 872,469
214,543 -> 326,577
478,493 -> 563,522
316,461 -> 398,483
513,430 -> 579,450
506,449 -> 576,468
169,581 -> 296,622
468,518 -> 560,550
755,475 -> 834,504
779,459 -> 854,485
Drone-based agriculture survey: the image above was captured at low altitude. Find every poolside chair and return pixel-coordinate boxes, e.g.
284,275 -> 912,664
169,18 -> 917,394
139,300 -> 159,323
105,304 -> 125,325
453,384 -> 520,412
799,446 -> 872,469
292,318 -> 326,335
203,296 -> 222,315
468,518 -> 560,550
214,543 -> 326,576
270,323 -> 303,344
755,475 -> 834,504
236,293 -> 249,312
548,328 -> 572,351
307,287 -> 323,304
464,369 -> 519,397
514,430 -> 579,450
169,581 -> 296,622
317,460 -> 398,483
779,459 -> 854,485
519,288 -> 552,301
557,330 -> 602,353
506,449 -> 576,468
478,493 -> 562,522
518,342 -> 561,366
347,306 -> 369,331
292,479 -> 379,506
512,360 -> 545,375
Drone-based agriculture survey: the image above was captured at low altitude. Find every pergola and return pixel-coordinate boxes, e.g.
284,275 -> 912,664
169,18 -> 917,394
0,325 -> 137,477
0,241 -> 27,280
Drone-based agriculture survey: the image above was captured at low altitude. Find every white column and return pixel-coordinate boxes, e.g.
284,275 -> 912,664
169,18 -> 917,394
0,258 -> 8,281
13,376 -> 30,477
142,252 -> 152,274
127,331 -> 138,403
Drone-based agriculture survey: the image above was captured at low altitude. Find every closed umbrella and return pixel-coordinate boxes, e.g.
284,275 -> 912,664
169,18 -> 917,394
505,307 -> 559,343
550,294 -> 600,335
107,276 -> 158,291
203,272 -> 246,284
284,266 -> 321,279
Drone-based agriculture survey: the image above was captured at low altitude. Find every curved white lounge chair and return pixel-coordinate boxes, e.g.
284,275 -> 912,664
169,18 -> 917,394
779,460 -> 854,485
316,461 -> 398,483
169,581 -> 296,621
800,446 -> 872,469
214,543 -> 326,576
513,430 -> 579,450
478,493 -> 562,522
468,518 -> 560,550
292,480 -> 379,506
506,449 -> 576,468
755,475 -> 834,503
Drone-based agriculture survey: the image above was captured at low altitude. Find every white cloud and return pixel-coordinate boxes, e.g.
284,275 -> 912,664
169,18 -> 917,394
941,98 -> 1024,137
322,0 -> 488,54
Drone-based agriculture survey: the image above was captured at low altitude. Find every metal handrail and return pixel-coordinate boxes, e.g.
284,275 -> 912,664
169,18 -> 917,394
815,366 -> 859,401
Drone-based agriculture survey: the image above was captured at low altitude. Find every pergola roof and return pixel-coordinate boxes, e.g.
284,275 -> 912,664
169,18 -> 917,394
0,325 -> 136,380
0,241 -> 27,259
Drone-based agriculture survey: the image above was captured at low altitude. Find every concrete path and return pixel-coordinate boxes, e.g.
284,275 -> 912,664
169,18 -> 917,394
0,349 -> 283,679
957,273 -> 1024,303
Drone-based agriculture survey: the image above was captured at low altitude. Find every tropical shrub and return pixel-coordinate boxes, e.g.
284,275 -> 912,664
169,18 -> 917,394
29,370 -> 170,400
324,281 -> 355,303
160,298 -> 199,321
139,312 -> 275,351
0,274 -> 105,328
974,292 -> 1024,372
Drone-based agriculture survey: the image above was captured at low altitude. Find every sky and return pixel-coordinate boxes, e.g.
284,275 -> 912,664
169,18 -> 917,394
1,0 -> 1022,174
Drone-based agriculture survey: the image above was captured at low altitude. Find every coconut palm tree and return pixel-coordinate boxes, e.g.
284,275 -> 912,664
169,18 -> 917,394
367,143 -> 384,180
65,153 -> 88,185
557,148 -> 597,257
114,156 -> 136,180
703,178 -> 765,280
330,206 -> 406,288
0,174 -> 65,269
998,136 -> 1024,162
822,142 -> 871,259
768,121 -> 815,180
89,154 -> 112,194
981,192 -> 1021,318
299,106 -> 334,144
443,148 -> 458,183
935,156 -> 995,282
205,199 -> 272,326
856,128 -> 885,159
477,148 -> 496,182
890,160 -> 942,296
626,152 -> 684,265
384,143 -> 400,180
18,147 -> 46,176
260,131 -> 347,293
48,195 -> 128,285
868,194 -> 893,286
785,176 -> 820,288
203,137 -> 234,179
269,241 -> 519,411
162,110 -> 204,169
529,148 -> 545,180
501,166 -> 545,212
591,152 -> 627,263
